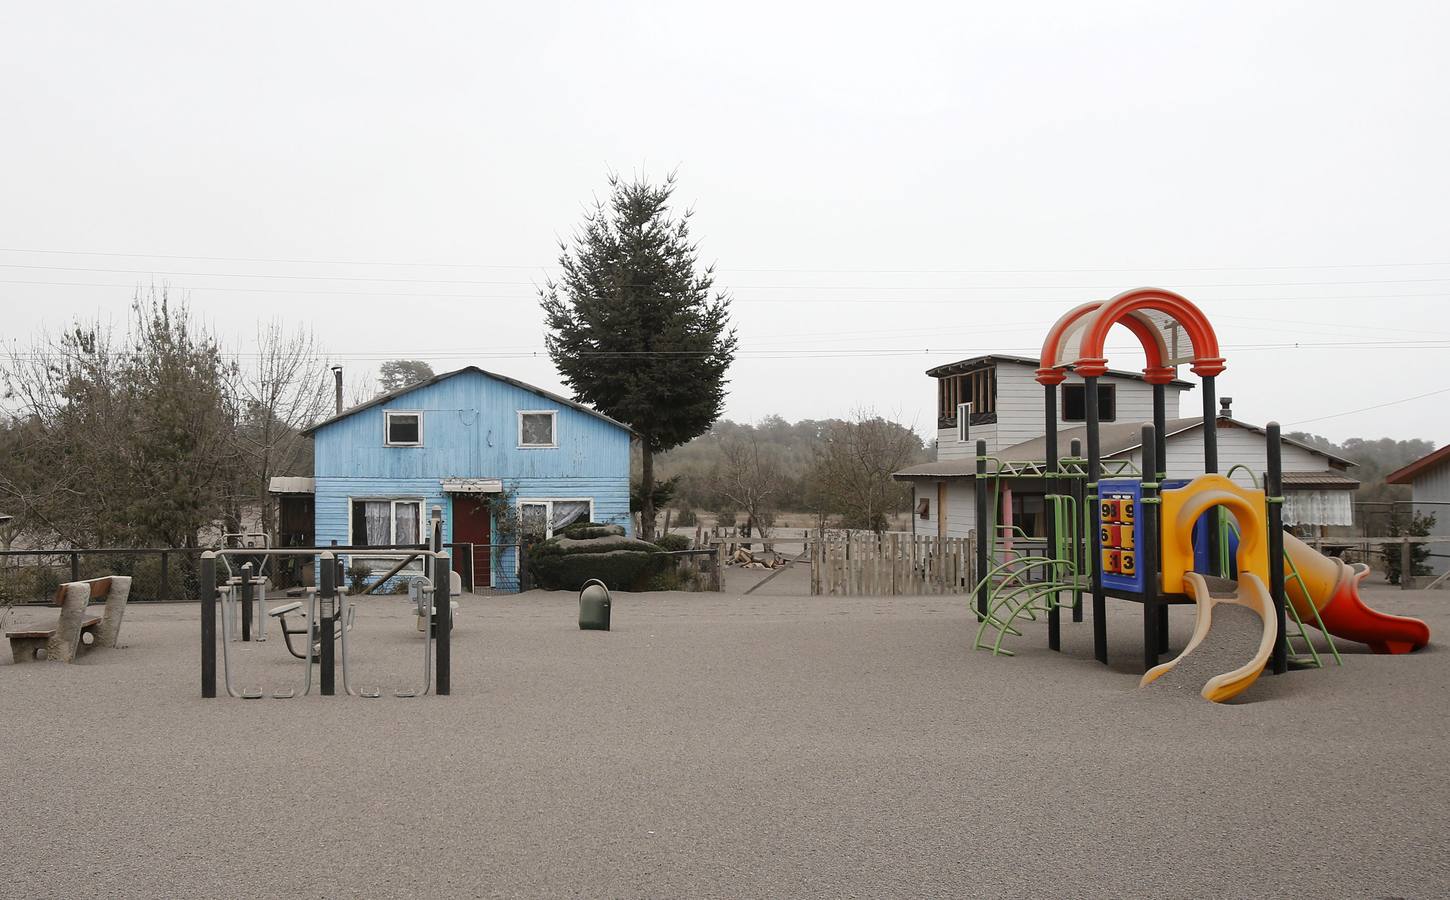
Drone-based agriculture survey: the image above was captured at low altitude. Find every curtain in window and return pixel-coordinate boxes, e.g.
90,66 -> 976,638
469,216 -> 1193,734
363,501 -> 391,546
521,503 -> 548,541
395,502 -> 421,545
550,501 -> 590,532
1283,490 -> 1353,527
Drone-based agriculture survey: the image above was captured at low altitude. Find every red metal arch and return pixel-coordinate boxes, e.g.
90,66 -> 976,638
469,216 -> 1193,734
1035,288 -> 1224,385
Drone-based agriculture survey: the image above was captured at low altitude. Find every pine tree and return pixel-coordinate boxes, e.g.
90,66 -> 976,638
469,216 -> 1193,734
540,173 -> 736,540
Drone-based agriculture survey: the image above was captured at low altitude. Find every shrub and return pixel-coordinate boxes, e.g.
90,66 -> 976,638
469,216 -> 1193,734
526,525 -> 673,591
346,563 -> 373,595
558,522 -> 625,541
653,533 -> 691,551
674,507 -> 697,527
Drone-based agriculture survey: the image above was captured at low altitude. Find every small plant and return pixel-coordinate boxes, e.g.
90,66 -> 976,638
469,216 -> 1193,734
1384,510 -> 1436,585
346,562 -> 373,595
653,533 -> 691,552
674,506 -> 697,528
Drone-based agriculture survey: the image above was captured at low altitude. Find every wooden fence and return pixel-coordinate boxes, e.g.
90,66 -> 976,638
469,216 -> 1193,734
811,532 -> 976,596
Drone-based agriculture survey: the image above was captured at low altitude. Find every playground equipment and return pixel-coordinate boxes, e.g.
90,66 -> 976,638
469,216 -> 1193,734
200,506 -> 455,699
970,287 -> 1431,702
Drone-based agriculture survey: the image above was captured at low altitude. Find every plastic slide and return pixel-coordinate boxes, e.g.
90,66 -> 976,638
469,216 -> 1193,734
1283,534 -> 1430,654
1141,572 -> 1277,703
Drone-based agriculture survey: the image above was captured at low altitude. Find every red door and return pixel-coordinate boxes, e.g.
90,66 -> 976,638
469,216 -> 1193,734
451,495 -> 491,589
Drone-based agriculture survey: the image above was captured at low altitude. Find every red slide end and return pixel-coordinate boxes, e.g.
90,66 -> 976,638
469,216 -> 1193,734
1317,566 -> 1431,654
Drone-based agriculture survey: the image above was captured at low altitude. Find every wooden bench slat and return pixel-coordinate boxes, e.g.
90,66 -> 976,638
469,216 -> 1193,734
7,616 -> 102,639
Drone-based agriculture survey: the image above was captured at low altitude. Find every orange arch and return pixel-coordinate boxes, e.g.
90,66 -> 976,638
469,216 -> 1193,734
1035,287 -> 1225,385
1077,287 -> 1224,379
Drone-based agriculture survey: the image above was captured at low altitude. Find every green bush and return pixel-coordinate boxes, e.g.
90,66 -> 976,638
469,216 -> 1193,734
528,549 -> 669,592
653,533 -> 691,551
674,507 -> 697,527
558,522 -> 626,541
346,563 -> 373,595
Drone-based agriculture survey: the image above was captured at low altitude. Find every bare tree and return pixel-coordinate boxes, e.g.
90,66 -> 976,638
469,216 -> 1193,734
230,321 -> 332,537
713,427 -> 783,537
809,409 -> 924,535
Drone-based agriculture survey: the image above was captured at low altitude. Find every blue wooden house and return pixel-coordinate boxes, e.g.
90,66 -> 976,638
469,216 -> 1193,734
296,366 -> 633,591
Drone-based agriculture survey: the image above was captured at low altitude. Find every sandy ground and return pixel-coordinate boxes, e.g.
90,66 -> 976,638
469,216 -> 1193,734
1,571 -> 1447,899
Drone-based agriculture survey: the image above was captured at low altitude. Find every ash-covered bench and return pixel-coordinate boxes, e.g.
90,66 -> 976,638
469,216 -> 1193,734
6,576 -> 133,663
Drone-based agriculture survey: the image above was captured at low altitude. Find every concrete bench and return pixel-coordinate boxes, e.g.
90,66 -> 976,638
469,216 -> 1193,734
6,576 -> 133,664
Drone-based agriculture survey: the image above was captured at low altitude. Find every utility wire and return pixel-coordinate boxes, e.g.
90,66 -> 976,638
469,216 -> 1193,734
1285,385 -> 1450,427
4,246 -> 1450,275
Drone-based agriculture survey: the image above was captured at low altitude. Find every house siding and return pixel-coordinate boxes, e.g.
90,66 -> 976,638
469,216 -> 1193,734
935,361 -> 1187,460
1129,423 -> 1331,487
1410,461 -> 1450,577
311,370 -> 631,590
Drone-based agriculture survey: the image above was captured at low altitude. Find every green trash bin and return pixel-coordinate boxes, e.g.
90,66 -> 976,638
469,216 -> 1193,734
579,579 -> 611,631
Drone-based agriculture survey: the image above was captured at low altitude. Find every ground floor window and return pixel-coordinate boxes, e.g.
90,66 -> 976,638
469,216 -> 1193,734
350,498 -> 424,546
1008,492 -> 1045,539
519,498 -> 593,541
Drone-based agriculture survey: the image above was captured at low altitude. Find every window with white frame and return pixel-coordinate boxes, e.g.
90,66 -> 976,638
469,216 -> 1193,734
350,498 -> 424,546
518,410 -> 557,448
385,411 -> 423,447
518,499 -> 593,541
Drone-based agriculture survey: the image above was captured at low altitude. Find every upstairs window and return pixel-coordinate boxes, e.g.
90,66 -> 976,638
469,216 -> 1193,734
518,410 -> 557,448
385,411 -> 422,446
1063,384 -> 1116,422
938,366 -> 995,424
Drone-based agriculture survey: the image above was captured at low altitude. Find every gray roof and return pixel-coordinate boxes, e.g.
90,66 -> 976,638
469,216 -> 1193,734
302,366 -> 634,437
894,416 -> 1355,479
1281,470 -> 1360,490
925,353 -> 1194,388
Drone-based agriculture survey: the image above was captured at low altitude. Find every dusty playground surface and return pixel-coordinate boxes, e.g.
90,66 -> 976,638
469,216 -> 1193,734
2,571 -> 1447,898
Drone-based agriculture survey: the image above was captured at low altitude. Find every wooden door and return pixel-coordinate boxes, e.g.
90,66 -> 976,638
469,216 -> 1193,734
451,495 -> 491,589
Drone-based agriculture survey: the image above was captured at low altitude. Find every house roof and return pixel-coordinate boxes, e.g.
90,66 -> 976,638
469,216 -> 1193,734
301,366 -> 634,437
268,476 -> 317,494
925,353 -> 1194,388
1386,444 -> 1450,485
1281,470 -> 1361,490
893,416 -> 1355,479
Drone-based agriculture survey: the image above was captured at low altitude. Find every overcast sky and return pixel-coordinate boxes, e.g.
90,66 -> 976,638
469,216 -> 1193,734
3,2 -> 1448,447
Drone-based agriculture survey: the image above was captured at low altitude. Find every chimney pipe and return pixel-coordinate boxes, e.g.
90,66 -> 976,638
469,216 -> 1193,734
331,365 -> 343,415
1219,396 -> 1232,419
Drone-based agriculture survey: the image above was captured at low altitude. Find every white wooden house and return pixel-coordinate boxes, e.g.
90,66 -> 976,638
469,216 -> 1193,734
895,354 -> 1358,542
1386,445 -> 1450,578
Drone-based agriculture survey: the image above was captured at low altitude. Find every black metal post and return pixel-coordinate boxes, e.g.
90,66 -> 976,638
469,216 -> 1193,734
1202,374 -> 1220,575
435,552 -> 451,696
975,439 -> 989,622
240,562 -> 253,642
200,553 -> 216,698
70,552 -> 80,583
319,552 -> 335,696
1140,424 -> 1161,672
1044,384 -> 1061,651
1069,439 -> 1084,622
1266,422 -> 1288,674
1085,376 -> 1107,664
159,550 -> 170,603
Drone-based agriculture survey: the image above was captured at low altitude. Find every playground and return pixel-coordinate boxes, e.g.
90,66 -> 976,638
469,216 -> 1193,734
0,578 -> 1445,897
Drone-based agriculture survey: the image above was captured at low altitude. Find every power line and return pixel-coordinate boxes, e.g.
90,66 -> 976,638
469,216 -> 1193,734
2,278 -> 1449,306
4,246 -> 1450,275
4,262 -> 1450,290
1285,385 -> 1450,427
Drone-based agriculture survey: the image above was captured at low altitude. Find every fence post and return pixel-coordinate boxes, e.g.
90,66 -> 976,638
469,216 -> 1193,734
1401,539 -> 1413,590
160,550 -> 170,603
70,552 -> 79,583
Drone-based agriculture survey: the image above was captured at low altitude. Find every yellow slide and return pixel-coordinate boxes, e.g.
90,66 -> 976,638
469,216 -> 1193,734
1140,572 -> 1278,702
